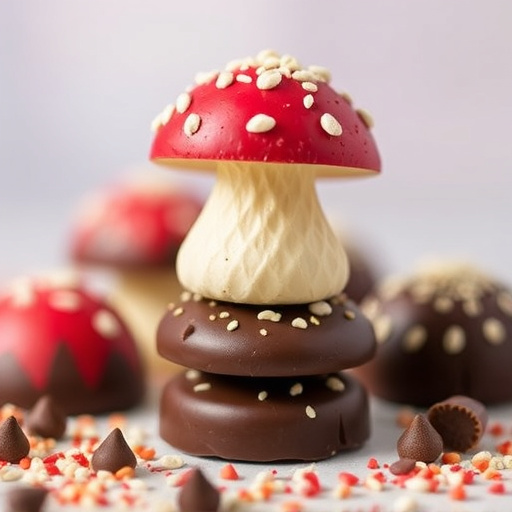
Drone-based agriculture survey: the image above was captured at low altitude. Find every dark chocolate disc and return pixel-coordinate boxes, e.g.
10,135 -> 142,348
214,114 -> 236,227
157,293 -> 376,377
159,370 -> 370,462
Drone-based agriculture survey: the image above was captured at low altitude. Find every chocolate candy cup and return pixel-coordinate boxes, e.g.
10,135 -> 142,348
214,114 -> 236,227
428,395 -> 488,452
157,294 -> 376,377
160,371 -> 370,462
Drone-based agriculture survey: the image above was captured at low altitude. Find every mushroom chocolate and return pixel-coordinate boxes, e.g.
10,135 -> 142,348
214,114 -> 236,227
150,50 -> 381,461
354,261 -> 512,406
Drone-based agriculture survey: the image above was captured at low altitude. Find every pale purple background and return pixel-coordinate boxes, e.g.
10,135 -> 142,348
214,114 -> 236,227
1,0 -> 511,284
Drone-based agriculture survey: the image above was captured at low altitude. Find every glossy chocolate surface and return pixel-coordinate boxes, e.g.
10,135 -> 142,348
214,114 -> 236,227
157,294 -> 376,377
160,370 -> 370,462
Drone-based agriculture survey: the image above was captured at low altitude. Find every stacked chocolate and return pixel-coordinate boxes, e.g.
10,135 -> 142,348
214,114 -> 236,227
149,50 -> 381,461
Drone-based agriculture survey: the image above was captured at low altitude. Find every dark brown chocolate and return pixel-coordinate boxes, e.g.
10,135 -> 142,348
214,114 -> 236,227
389,458 -> 417,475
157,294 -> 376,377
5,486 -> 48,512
160,370 -> 370,462
178,468 -> 220,512
427,395 -> 488,452
396,414 -> 443,463
0,416 -> 30,463
91,428 -> 137,473
353,266 -> 512,406
25,395 -> 67,439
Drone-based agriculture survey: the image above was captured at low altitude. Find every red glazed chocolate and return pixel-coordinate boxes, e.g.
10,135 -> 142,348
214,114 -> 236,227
157,293 -> 376,377
354,262 -> 512,406
160,370 -> 370,462
0,276 -> 144,414
70,178 -> 203,269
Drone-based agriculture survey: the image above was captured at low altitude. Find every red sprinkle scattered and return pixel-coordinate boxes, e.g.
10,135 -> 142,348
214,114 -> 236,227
219,463 -> 239,480
488,422 -> 505,437
449,485 -> 467,501
338,471 -> 359,486
367,457 -> 379,469
299,472 -> 321,497
488,482 -> 506,494
497,440 -> 512,455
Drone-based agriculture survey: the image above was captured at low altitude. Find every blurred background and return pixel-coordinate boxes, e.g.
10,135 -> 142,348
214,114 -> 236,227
1,0 -> 511,284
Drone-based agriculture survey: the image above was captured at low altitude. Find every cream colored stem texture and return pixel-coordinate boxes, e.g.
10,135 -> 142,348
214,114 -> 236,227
176,162 -> 349,304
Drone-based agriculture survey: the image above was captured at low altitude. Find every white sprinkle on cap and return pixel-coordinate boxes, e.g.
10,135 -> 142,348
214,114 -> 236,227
176,92 -> 192,114
48,290 -> 82,312
215,71 -> 234,89
320,113 -> 343,136
303,94 -> 314,109
183,113 -> 201,136
246,114 -> 276,133
256,70 -> 282,90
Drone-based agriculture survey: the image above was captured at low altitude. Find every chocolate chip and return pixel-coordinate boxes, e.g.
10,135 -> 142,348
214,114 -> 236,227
389,458 -> 417,475
5,486 -> 48,512
428,395 -> 488,452
25,395 -> 67,440
178,468 -> 220,512
0,416 -> 30,463
397,414 -> 443,463
90,428 -> 137,473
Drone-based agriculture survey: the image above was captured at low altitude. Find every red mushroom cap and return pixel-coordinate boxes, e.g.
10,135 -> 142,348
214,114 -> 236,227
150,52 -> 381,176
0,276 -> 145,414
70,180 -> 203,268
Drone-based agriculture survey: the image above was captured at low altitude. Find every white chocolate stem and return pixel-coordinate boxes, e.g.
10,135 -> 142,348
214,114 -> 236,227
176,162 -> 349,304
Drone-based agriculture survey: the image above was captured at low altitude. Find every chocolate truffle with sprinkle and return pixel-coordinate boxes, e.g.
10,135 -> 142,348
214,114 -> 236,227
355,260 -> 512,406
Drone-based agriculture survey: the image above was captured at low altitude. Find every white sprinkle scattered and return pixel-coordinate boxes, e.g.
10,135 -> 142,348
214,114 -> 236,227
236,73 -> 252,83
193,382 -> 211,392
155,454 -> 185,470
259,328 -> 268,336
48,290 -> 82,312
463,299 -> 482,317
192,293 -> 203,302
208,314 -> 216,321
291,317 -> 308,329
357,108 -> 375,129
483,317 -> 506,345
303,94 -> 314,109
258,391 -> 268,401
257,310 -> 282,322
256,70 -> 282,90
305,405 -> 317,419
393,494 -> 419,512
302,81 -> 318,92
320,113 -> 343,136
92,310 -> 121,339
185,369 -> 201,380
183,113 -> 201,136
246,113 -> 276,133
215,71 -> 234,89
219,311 -> 230,319
308,301 -> 332,317
173,307 -> 184,317
309,316 -> 320,325
344,310 -> 356,320
402,325 -> 427,352
209,300 -> 218,307
176,92 -> 192,114
290,383 -> 303,396
433,296 -> 454,313
443,325 -> 466,354
226,320 -> 239,332
326,376 -> 345,392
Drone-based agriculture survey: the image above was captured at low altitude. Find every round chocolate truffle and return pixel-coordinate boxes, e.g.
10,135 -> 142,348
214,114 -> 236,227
0,275 -> 145,414
160,370 -> 370,462
157,293 -> 376,377
354,261 -> 512,406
